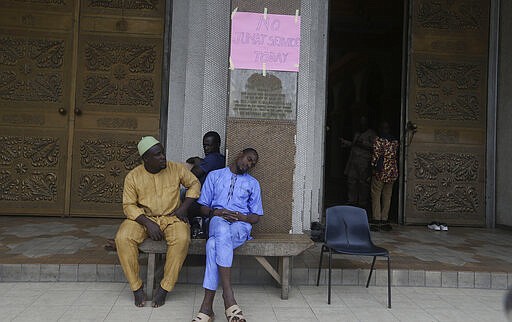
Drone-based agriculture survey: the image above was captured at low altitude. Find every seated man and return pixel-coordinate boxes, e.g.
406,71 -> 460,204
115,136 -> 200,308
186,131 -> 226,185
186,131 -> 226,234
193,148 -> 263,322
106,131 -> 225,249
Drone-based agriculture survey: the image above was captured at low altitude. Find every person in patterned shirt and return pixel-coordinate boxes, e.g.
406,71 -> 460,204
370,121 -> 399,231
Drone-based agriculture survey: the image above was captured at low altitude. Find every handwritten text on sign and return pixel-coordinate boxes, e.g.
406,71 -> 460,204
230,12 -> 301,72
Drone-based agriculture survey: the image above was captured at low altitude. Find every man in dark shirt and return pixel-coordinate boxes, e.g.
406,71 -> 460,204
186,131 -> 226,185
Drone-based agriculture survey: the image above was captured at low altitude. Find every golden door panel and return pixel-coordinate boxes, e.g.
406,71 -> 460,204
70,1 -> 165,216
405,0 -> 489,226
0,30 -> 74,113
0,11 -> 73,32
79,16 -> 164,35
0,128 -> 68,214
69,131 -> 155,216
0,28 -> 73,215
405,144 -> 485,226
0,0 -> 73,13
0,0 -> 166,217
408,54 -> 487,128
411,0 -> 489,43
81,0 -> 165,18
75,34 -> 162,115
71,35 -> 162,216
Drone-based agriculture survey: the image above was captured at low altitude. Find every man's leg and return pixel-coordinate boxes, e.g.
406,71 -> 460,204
371,177 -> 384,222
198,237 -> 219,317
381,181 -> 395,221
115,219 -> 148,307
154,216 -> 190,307
220,221 -> 250,310
359,164 -> 372,212
198,216 -> 231,317
346,174 -> 358,205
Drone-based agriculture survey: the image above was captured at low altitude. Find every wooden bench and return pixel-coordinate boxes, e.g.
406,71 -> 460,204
139,233 -> 313,300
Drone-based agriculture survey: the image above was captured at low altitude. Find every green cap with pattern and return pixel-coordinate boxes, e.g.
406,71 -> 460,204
137,136 -> 160,156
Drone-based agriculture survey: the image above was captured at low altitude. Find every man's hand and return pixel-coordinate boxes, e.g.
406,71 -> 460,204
135,215 -> 164,241
211,208 -> 240,223
211,209 -> 259,224
146,220 -> 164,240
221,210 -> 239,223
186,156 -> 203,166
171,197 -> 195,224
173,207 -> 189,224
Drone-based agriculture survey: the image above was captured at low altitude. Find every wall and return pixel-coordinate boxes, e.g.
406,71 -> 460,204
497,0 -> 512,227
166,0 -> 230,161
164,0 -> 328,232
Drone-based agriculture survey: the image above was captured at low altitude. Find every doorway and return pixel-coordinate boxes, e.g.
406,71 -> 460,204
324,0 -> 404,223
0,0 -> 167,217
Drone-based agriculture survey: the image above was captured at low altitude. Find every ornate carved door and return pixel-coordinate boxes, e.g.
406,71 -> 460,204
404,0 -> 489,225
0,0 -> 75,214
69,1 -> 165,217
0,0 -> 166,217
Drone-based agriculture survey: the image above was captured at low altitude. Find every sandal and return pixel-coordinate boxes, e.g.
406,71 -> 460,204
225,304 -> 246,322
192,312 -> 214,322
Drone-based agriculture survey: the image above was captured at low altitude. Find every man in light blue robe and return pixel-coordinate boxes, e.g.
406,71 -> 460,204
192,148 -> 263,322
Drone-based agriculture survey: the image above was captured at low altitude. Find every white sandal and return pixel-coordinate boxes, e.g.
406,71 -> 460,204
225,304 -> 246,322
192,312 -> 214,322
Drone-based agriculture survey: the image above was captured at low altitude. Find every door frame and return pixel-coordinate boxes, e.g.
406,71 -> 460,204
398,0 -> 411,225
160,0 -> 173,148
486,0 -> 500,228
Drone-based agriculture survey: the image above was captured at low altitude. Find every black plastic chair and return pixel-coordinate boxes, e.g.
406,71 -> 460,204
316,205 -> 391,308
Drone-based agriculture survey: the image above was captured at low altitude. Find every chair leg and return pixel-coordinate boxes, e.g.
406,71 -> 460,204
328,249 -> 332,305
387,256 -> 391,309
316,245 -> 325,286
366,256 -> 377,288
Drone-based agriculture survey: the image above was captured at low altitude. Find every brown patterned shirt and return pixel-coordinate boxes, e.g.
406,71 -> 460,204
371,137 -> 399,183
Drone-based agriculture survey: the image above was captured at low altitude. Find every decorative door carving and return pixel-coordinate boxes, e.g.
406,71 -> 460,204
404,0 -> 489,225
0,0 -> 166,217
70,1 -> 164,216
0,2 -> 74,214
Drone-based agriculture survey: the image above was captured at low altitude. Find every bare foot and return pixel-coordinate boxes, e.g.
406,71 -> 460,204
222,293 -> 237,309
104,239 -> 116,252
152,286 -> 168,308
133,286 -> 145,307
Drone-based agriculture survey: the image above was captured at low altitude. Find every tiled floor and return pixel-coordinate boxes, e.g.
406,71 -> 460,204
0,216 -> 511,288
0,282 -> 509,321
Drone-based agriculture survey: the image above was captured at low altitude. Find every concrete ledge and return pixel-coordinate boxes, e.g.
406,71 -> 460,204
1,263 -> 510,289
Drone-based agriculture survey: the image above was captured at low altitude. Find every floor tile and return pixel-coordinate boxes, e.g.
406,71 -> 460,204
73,290 -> 120,306
13,305 -> 69,322
104,306 -> 153,322
390,308 -> 438,322
30,290 -> 83,306
149,305 -> 194,321
0,282 -> 510,322
58,305 -> 112,321
273,307 -> 317,321
351,308 -> 399,322
0,305 -> 27,321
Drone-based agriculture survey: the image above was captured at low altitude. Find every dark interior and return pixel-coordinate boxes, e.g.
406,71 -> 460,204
324,0 -> 405,222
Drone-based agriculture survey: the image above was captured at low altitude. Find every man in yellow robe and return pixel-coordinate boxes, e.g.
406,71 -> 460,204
115,136 -> 201,308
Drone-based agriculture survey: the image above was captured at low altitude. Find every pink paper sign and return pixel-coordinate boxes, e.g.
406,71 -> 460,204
230,12 -> 301,72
